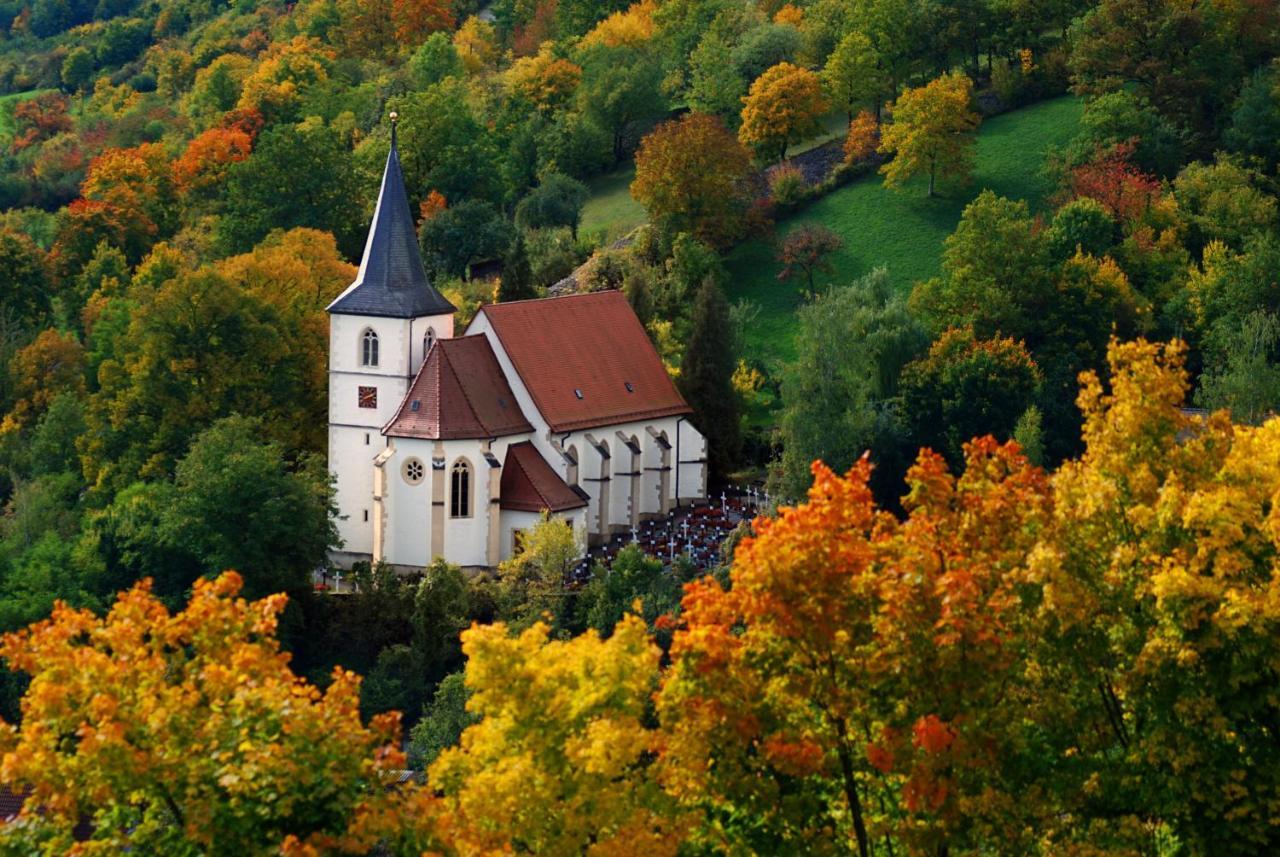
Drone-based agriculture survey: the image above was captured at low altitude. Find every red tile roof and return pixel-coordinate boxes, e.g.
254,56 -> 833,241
477,291 -> 692,432
384,336 -> 534,440
500,441 -> 589,512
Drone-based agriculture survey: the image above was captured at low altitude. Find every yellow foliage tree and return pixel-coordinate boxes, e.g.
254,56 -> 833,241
238,37 -> 332,123
878,71 -> 980,196
453,16 -> 499,75
738,62 -> 828,162
580,0 -> 657,49
504,43 -> 583,112
430,615 -> 686,855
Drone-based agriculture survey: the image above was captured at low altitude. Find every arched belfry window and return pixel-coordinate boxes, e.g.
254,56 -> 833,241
450,459 -> 472,518
425,327 -> 436,357
361,328 -> 379,367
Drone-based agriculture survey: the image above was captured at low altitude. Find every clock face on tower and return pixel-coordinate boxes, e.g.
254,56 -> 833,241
358,386 -> 377,409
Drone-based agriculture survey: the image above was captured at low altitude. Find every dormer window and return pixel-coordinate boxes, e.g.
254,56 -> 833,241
574,388 -> 584,399
361,329 -> 379,367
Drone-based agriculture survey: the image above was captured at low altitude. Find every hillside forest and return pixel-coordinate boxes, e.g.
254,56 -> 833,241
0,0 -> 1276,852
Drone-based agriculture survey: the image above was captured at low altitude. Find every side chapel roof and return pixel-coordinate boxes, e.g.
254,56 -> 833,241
326,119 -> 455,318
499,441 -> 589,512
383,335 -> 533,440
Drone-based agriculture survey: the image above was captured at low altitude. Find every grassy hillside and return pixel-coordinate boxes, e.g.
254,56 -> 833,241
580,164 -> 645,241
726,96 -> 1084,368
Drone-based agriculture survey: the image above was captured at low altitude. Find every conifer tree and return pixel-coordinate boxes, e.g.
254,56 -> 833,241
498,233 -> 537,302
679,278 -> 740,475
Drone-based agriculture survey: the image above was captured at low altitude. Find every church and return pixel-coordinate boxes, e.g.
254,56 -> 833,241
326,125 -> 707,571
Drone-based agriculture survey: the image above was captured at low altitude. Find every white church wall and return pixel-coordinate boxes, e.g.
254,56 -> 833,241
330,426 -> 380,557
329,312 -> 455,565
380,438 -> 436,569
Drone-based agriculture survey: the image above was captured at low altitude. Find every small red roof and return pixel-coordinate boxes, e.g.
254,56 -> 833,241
500,442 -> 588,512
476,291 -> 692,432
384,336 -> 534,439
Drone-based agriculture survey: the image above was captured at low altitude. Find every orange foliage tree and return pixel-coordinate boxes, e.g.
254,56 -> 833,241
0,572 -> 447,854
632,112 -> 754,248
659,437 -> 1053,856
172,126 -> 254,201
739,62 -> 827,163
0,329 -> 85,435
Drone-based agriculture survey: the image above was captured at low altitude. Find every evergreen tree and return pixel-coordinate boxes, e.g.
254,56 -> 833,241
679,278 -> 740,475
498,233 -> 537,302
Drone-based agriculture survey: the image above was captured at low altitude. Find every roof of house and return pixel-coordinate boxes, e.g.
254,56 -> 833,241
500,441 -> 589,512
384,336 -> 534,440
326,128 -> 455,319
476,290 -> 692,433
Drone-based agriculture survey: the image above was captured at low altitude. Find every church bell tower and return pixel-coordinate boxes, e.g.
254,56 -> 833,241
326,113 -> 455,565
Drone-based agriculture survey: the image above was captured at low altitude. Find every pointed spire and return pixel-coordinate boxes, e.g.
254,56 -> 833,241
326,112 -> 455,318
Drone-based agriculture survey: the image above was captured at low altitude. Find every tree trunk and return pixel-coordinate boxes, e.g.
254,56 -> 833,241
834,715 -> 872,857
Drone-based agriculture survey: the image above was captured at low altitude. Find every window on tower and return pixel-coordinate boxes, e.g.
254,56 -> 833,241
361,329 -> 379,367
425,328 -> 436,356
450,459 -> 472,518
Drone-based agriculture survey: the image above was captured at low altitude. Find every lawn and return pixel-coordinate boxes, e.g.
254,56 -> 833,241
725,95 -> 1084,369
580,164 -> 645,242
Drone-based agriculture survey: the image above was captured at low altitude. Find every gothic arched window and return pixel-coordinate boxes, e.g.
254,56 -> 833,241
424,327 -> 436,357
361,328 -> 379,367
450,459 -> 472,518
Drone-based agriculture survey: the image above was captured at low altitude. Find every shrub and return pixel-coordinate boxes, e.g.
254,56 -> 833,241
768,163 -> 808,206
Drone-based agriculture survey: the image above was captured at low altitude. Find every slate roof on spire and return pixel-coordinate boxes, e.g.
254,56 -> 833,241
326,124 -> 455,318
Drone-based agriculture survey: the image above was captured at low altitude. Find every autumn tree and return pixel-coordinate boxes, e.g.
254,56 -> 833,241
660,437 -> 1053,856
879,71 -> 980,196
172,126 -> 254,204
679,278 -> 741,475
1,329 -> 85,436
739,61 -> 828,162
236,36 -> 332,124
843,110 -> 879,164
631,112 -> 753,248
0,572 -> 445,854
776,223 -> 843,300
431,616 -> 685,855
580,0 -> 657,49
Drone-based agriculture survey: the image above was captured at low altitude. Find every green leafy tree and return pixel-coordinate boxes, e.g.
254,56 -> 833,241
686,32 -> 745,123
408,672 -> 477,769
899,326 -> 1042,466
1195,310 -> 1280,425
578,44 -> 666,163
514,173 -> 589,238
219,124 -> 362,258
679,278 -> 741,475
776,269 -> 927,502
822,30 -> 886,121
390,79 -> 503,206
59,46 -> 94,91
499,233 -> 537,302
1172,157 -> 1277,255
89,416 -> 336,602
419,200 -> 514,279
1067,90 -> 1185,177
0,230 -> 52,328
578,544 -> 678,636
408,31 -> 464,86
1225,61 -> 1280,170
